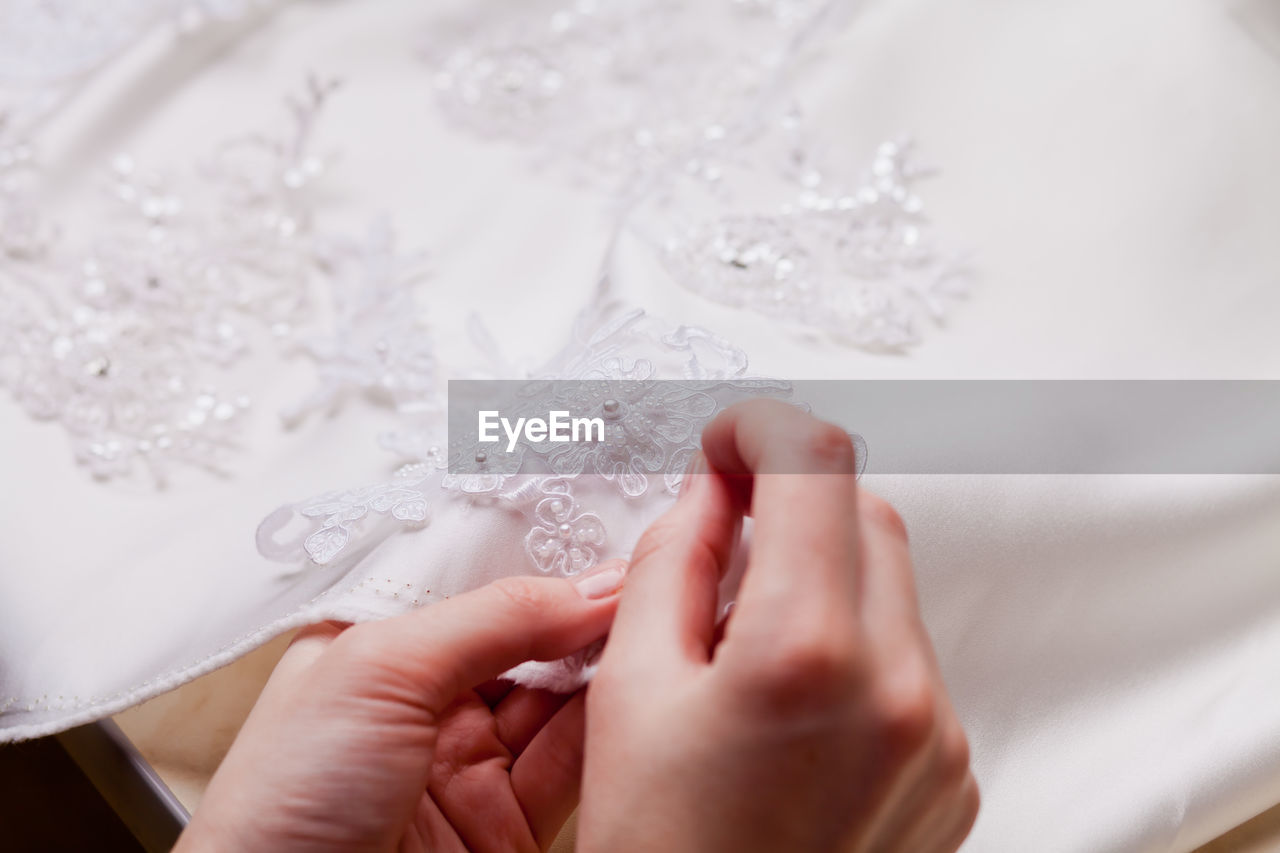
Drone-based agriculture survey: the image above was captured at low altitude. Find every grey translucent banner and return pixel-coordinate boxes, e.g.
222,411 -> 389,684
447,380 -> 1280,475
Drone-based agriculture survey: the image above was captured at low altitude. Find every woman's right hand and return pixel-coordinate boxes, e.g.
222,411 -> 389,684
578,400 -> 979,852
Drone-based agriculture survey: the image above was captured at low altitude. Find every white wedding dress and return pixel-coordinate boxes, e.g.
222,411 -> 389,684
2,1 -> 1279,851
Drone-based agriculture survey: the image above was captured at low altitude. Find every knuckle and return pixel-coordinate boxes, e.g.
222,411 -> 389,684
957,775 -> 981,831
859,492 -> 909,543
937,718 -> 973,784
744,630 -> 863,710
871,665 -> 938,756
799,421 -> 858,472
964,775 -> 981,819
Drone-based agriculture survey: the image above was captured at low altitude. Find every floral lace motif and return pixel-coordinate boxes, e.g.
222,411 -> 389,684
261,310 -> 794,577
423,1 -> 971,350
422,0 -> 833,192
280,219 -> 436,427
1,75 -> 440,482
522,376 -> 717,497
297,461 -> 436,565
440,441 -> 525,496
656,134 -> 969,350
518,478 -> 606,576
0,78 -> 341,480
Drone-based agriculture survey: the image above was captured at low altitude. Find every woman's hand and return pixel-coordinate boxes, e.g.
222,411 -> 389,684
177,563 -> 626,853
579,400 -> 978,852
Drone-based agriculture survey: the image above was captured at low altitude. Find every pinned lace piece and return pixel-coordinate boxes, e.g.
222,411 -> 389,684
522,377 -> 717,497
259,310 -> 792,577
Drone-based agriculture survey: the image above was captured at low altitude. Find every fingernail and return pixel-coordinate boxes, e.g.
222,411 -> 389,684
678,451 -> 708,501
574,560 -> 628,599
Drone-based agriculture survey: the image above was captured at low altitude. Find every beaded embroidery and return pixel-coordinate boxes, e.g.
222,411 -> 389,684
423,0 -> 834,192
656,133 -> 969,350
0,77 -> 340,481
423,0 -> 970,350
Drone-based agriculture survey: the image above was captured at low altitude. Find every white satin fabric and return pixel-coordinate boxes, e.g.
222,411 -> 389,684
2,2 -> 1279,851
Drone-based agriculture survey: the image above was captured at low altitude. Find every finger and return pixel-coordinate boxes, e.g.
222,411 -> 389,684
855,490 -> 928,660
412,795 -> 471,853
857,488 -> 916,610
945,773 -> 982,850
476,678 -> 517,708
700,400 -> 861,631
427,703 -> 539,853
855,490 -> 952,749
866,723 -> 954,853
894,771 -> 980,853
604,451 -> 741,672
494,686 -> 576,756
256,621 -> 348,700
511,691 -> 588,850
329,563 -> 625,712
852,490 -> 969,853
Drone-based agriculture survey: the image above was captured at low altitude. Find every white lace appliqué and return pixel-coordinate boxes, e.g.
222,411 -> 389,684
657,135 -> 969,350
259,310 -> 787,577
1,75 -> 441,482
0,77 -> 340,481
280,219 -> 436,427
297,461 -> 436,565
423,1 -> 971,350
422,0 -> 834,191
524,481 -> 607,576
492,477 -> 608,577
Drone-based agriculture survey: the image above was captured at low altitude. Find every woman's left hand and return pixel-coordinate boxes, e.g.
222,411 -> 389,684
176,561 -> 626,853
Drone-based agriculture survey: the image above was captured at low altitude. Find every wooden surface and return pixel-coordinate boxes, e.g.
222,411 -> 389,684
1195,805 -> 1280,853
114,633 -> 294,815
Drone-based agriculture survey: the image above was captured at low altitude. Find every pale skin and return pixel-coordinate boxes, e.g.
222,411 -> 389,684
177,400 -> 978,852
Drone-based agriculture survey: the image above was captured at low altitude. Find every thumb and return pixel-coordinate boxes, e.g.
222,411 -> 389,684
327,561 -> 627,711
604,452 -> 742,675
